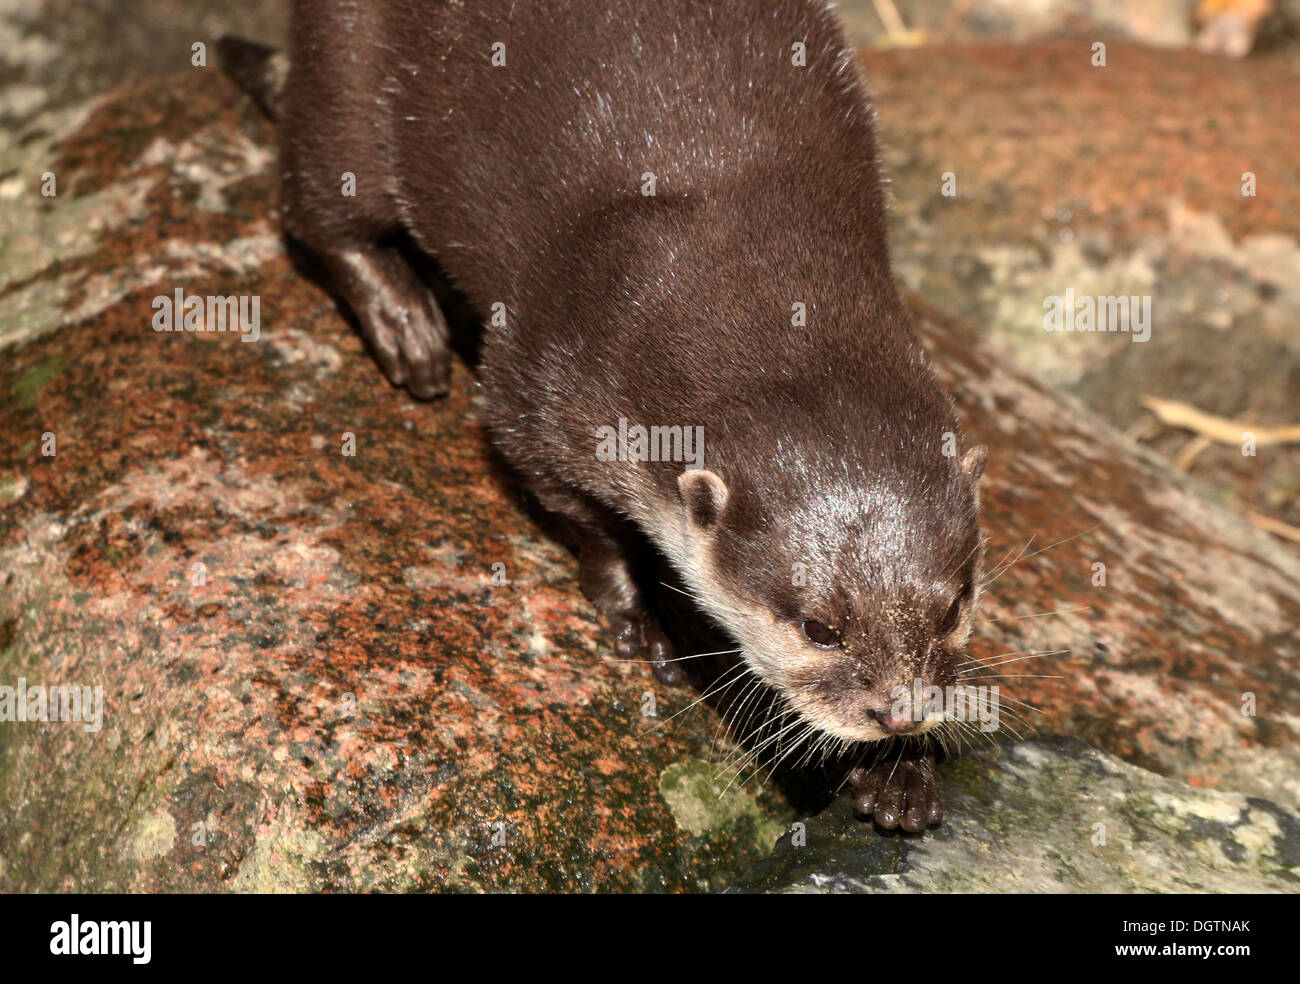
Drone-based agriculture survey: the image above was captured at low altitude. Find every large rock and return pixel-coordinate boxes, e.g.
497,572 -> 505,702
1,50 -> 1297,892
0,77 -> 788,892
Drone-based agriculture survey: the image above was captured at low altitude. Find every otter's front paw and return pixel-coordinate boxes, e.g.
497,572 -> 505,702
611,611 -> 682,686
848,751 -> 941,832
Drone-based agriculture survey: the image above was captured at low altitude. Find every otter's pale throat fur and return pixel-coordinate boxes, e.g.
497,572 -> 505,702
219,0 -> 989,832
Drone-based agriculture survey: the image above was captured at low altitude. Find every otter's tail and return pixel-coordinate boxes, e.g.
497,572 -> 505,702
216,37 -> 288,120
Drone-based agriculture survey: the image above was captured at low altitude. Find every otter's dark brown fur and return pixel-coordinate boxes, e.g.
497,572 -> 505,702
220,0 -> 988,832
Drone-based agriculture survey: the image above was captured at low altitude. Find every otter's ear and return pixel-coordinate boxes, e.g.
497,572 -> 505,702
961,445 -> 988,483
678,469 -> 729,530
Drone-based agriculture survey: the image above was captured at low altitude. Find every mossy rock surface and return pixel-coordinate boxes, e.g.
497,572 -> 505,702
731,737 -> 1300,893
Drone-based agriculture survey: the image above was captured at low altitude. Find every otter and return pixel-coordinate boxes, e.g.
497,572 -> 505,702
219,0 -> 988,833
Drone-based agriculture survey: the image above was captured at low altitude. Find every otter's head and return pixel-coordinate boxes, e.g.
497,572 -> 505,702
672,439 -> 988,745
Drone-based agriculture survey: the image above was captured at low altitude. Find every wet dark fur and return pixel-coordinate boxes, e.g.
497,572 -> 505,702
220,0 -> 986,833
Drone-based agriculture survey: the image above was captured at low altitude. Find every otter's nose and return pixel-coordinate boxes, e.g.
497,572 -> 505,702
868,707 -> 920,735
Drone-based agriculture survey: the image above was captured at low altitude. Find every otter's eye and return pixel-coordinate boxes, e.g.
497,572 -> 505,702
938,596 -> 964,635
802,619 -> 840,648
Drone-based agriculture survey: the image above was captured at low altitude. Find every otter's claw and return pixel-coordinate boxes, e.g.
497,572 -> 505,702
611,611 -> 682,686
848,750 -> 942,832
